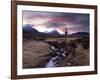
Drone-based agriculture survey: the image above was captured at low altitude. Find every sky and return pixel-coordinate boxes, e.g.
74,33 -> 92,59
23,10 -> 89,34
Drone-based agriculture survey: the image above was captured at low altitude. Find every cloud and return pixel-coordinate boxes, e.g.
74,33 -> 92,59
44,22 -> 66,28
23,11 -> 89,34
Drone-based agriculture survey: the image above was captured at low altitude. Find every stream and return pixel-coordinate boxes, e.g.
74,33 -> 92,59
45,45 -> 66,67
44,40 -> 78,67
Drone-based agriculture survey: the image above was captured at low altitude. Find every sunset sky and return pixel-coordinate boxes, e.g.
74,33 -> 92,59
23,11 -> 89,34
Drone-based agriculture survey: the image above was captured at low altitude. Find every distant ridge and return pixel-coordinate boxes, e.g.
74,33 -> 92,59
69,32 -> 89,37
23,24 -> 39,34
23,25 -> 89,38
46,30 -> 60,36
23,25 -> 60,36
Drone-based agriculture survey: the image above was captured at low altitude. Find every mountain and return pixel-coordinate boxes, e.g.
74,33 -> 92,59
23,25 -> 89,38
70,32 -> 89,37
46,30 -> 60,36
23,25 -> 60,37
23,25 -> 40,39
23,24 -> 39,34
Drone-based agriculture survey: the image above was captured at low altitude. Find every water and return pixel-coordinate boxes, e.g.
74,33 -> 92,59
45,45 -> 66,67
45,56 -> 58,67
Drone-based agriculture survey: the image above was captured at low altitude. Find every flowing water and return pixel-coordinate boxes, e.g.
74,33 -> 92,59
45,45 -> 66,67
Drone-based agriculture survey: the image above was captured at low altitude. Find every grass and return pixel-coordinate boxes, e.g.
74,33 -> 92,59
23,37 -> 89,69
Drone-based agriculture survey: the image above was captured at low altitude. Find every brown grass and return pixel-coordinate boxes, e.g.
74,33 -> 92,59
23,40 -> 53,68
23,37 -> 89,68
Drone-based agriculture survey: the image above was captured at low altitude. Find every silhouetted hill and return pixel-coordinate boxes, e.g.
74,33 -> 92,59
23,25 -> 61,37
46,30 -> 60,36
70,32 -> 89,37
23,24 -> 39,34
